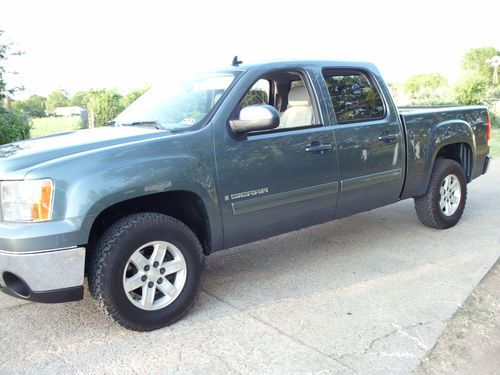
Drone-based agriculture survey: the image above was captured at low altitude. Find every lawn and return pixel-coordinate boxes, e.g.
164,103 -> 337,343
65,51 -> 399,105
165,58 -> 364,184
30,116 -> 83,138
490,128 -> 500,157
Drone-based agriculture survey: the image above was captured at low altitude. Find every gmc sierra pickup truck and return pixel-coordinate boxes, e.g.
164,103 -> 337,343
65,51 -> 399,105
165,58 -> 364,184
0,60 -> 491,331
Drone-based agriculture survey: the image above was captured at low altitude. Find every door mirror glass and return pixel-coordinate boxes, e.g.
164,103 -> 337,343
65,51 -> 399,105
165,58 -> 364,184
229,105 -> 280,133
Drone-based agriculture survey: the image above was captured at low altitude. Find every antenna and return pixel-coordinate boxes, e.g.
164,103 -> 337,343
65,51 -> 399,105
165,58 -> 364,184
232,56 -> 243,67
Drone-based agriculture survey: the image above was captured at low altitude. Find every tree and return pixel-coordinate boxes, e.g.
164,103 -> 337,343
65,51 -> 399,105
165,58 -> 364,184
45,89 -> 69,110
455,47 -> 500,110
462,47 -> 500,82
70,91 -> 88,107
12,94 -> 46,117
85,89 -> 124,127
0,31 -> 30,144
121,86 -> 149,108
454,75 -> 490,105
403,73 -> 449,105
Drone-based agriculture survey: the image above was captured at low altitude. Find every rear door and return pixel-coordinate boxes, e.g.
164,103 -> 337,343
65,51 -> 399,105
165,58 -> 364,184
320,68 -> 405,218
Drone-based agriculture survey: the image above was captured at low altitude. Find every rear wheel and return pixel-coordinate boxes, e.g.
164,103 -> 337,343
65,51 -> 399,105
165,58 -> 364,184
89,212 -> 203,331
414,159 -> 467,229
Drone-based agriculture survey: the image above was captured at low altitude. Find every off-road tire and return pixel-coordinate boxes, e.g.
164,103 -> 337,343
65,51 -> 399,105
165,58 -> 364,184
414,159 -> 467,229
88,212 -> 204,331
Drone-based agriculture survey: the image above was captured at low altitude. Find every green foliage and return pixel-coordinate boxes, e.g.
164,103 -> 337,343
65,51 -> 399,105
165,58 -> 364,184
30,116 -> 82,138
462,47 -> 500,81
45,90 -> 69,110
454,75 -> 490,105
404,73 -> 449,105
121,86 -> 148,108
0,106 -> 31,144
0,31 -> 23,99
454,47 -> 500,111
0,31 -> 30,145
241,89 -> 268,108
85,89 -> 124,127
70,91 -> 88,107
0,32 -> 7,99
12,94 -> 46,117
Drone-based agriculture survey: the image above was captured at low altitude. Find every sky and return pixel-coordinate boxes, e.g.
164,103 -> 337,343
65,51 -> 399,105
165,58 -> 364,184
1,0 -> 499,99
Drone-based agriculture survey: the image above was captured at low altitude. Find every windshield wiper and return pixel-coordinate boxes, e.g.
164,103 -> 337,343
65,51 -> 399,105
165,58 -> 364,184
105,120 -> 117,127
120,121 -> 163,129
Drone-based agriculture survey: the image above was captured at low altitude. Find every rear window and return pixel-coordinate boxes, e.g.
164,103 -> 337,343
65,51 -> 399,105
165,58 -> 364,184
322,70 -> 385,123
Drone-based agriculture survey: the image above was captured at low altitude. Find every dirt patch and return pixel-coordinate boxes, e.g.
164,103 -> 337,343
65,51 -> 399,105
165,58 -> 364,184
416,258 -> 500,374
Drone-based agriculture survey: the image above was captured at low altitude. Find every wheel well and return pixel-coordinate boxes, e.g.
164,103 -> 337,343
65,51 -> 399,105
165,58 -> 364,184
435,143 -> 472,181
87,191 -> 211,268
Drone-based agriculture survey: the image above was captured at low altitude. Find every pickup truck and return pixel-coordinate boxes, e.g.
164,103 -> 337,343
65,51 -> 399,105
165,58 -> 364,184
0,60 -> 491,331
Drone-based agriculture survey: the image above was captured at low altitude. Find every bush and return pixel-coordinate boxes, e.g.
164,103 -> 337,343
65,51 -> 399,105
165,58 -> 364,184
85,89 -> 124,127
454,75 -> 490,105
0,107 -> 31,145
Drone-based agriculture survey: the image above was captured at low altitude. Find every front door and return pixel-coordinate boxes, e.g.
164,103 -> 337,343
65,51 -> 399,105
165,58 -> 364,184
214,69 -> 339,247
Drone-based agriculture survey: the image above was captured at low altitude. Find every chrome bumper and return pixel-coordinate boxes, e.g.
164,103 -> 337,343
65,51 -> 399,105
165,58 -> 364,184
0,247 -> 85,302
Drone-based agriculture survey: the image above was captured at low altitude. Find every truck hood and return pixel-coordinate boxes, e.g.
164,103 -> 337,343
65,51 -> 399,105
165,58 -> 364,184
0,127 -> 164,178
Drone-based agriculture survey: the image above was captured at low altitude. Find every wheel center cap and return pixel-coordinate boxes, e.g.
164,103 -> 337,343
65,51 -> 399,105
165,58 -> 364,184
147,268 -> 161,281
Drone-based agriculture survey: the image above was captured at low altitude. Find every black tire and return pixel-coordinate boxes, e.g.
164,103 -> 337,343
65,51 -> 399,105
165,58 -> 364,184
88,213 -> 204,331
414,159 -> 467,229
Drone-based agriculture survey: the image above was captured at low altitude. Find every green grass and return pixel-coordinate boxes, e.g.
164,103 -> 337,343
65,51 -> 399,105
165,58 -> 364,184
30,116 -> 83,138
490,128 -> 500,157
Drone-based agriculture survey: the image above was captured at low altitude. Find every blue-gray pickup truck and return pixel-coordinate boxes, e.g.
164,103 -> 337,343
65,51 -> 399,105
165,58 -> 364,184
0,60 -> 492,331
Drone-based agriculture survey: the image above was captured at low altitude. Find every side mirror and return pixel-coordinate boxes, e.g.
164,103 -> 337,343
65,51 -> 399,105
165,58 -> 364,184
230,105 -> 280,134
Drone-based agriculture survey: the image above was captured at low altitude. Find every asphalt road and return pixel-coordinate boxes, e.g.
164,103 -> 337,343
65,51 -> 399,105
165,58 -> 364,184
1,162 -> 499,375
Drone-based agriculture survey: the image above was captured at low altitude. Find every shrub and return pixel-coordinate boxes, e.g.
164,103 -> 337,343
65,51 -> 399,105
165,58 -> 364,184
0,107 -> 31,145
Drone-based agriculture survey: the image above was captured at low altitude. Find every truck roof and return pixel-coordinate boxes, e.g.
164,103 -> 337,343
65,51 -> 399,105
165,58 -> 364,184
226,60 -> 381,74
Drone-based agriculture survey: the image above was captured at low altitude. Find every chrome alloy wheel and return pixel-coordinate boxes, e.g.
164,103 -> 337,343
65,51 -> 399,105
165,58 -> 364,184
439,174 -> 461,216
122,241 -> 187,311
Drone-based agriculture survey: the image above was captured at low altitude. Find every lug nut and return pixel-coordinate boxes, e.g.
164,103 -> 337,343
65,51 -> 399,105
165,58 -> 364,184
153,261 -> 159,268
160,268 -> 165,274
148,282 -> 154,288
144,265 -> 150,272
141,275 -> 147,282
157,278 -> 163,284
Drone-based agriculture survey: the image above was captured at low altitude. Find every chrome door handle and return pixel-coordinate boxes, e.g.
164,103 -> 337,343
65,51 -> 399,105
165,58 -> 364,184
378,134 -> 399,143
305,143 -> 333,152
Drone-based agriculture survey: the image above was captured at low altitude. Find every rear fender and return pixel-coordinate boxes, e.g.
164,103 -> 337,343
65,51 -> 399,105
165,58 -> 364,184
418,120 -> 475,196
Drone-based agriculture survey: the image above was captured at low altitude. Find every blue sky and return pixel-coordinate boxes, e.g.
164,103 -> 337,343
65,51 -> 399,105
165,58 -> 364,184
2,0 -> 499,98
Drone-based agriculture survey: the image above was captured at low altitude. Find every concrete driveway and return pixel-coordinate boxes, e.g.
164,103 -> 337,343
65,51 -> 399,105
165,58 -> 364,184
1,162 -> 499,374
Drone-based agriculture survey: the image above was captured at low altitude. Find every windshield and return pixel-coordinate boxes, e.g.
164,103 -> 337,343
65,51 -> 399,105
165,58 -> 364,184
115,73 -> 237,130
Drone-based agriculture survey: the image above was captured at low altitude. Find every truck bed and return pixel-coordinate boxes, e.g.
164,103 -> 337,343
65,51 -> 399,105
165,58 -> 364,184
399,105 -> 489,199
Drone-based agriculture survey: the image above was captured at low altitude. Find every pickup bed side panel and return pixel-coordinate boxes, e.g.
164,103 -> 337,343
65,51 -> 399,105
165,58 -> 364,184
23,127 -> 223,252
400,107 -> 488,199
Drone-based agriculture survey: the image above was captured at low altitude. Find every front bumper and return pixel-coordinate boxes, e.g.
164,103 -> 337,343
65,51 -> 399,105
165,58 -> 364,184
0,246 -> 85,303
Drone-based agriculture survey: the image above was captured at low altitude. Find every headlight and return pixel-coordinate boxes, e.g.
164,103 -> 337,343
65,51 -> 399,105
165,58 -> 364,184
0,179 -> 54,222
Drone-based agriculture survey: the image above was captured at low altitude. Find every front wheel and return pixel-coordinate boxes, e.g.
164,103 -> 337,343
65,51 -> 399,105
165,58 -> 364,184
414,159 -> 467,229
88,213 -> 203,331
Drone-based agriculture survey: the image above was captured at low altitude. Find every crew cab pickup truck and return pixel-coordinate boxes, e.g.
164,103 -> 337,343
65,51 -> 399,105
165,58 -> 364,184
0,60 -> 491,331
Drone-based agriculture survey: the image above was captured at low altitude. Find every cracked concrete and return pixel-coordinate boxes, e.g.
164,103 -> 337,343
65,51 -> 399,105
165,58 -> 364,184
0,162 -> 499,374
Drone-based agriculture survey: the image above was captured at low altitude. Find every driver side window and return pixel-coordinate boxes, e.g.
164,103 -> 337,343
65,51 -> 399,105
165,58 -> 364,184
240,79 -> 270,110
235,73 -> 317,133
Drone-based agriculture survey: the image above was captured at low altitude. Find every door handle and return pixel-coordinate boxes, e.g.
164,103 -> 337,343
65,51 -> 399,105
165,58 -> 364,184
378,134 -> 399,143
305,143 -> 333,153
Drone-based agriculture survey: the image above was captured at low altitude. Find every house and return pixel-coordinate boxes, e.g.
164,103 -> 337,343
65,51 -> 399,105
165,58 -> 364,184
46,106 -> 87,117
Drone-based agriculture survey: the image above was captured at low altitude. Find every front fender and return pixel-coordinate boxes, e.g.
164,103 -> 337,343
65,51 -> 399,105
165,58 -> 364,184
24,127 -> 222,250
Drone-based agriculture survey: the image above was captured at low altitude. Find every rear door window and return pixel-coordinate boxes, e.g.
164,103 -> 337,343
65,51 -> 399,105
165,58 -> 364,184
322,70 -> 385,124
